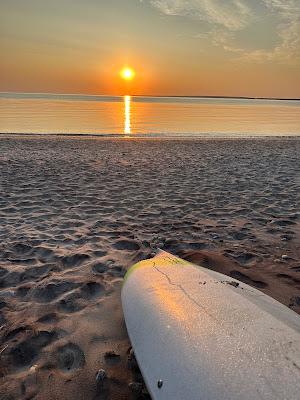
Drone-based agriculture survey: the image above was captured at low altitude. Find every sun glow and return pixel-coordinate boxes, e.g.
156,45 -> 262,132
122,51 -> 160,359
120,67 -> 136,81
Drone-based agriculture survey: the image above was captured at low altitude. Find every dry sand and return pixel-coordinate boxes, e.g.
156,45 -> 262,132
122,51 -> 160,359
0,136 -> 299,399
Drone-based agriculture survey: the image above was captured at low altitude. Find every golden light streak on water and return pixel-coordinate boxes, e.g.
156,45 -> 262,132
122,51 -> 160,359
124,95 -> 131,135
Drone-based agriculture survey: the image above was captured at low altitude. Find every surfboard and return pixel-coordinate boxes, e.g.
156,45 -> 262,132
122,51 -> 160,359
121,250 -> 300,400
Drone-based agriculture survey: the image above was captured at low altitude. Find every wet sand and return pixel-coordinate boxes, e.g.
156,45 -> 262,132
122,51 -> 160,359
0,136 -> 299,399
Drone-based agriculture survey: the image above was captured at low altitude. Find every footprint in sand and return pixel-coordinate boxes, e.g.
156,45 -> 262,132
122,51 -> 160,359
113,239 -> 140,251
92,262 -> 125,278
80,281 -> 104,299
20,264 -> 52,282
270,219 -> 296,227
37,313 -> 59,324
35,246 -> 57,262
32,280 -> 79,303
4,326 -> 29,341
92,262 -> 108,274
10,242 -> 34,256
0,311 -> 6,325
225,251 -> 259,266
93,250 -> 107,257
60,253 -> 90,268
289,296 -> 300,309
9,330 -> 58,369
55,343 -> 85,372
58,282 -> 104,313
0,298 -> 7,309
16,285 -> 31,298
0,271 -> 23,288
276,273 -> 300,287
58,292 -> 86,313
107,266 -> 126,278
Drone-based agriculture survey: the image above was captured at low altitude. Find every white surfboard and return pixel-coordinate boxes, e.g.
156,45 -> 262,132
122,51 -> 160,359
121,250 -> 300,400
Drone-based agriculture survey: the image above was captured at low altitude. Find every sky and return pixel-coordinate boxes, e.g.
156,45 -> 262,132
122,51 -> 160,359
1,0 -> 299,98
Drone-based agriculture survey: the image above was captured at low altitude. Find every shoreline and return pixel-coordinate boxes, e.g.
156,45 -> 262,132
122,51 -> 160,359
1,133 -> 300,140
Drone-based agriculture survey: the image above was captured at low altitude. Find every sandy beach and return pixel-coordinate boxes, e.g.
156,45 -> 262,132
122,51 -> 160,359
0,136 -> 299,400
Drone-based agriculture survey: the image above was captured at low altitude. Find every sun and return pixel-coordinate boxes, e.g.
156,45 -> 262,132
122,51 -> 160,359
120,67 -> 136,81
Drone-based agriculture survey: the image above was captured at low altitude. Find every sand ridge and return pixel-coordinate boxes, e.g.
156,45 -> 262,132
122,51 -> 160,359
0,137 -> 299,399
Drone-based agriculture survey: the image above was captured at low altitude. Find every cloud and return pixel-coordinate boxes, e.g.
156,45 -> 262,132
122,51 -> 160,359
150,0 -> 253,30
244,1 -> 300,62
148,0 -> 300,63
263,0 -> 299,16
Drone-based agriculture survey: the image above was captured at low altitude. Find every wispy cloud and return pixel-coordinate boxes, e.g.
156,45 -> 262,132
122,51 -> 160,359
261,0 -> 300,61
148,0 -> 300,63
150,0 -> 253,30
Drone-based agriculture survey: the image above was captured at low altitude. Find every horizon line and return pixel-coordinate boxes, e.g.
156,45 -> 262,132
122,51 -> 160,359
0,90 -> 299,101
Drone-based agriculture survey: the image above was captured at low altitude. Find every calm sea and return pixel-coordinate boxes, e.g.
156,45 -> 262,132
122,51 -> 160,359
0,92 -> 299,138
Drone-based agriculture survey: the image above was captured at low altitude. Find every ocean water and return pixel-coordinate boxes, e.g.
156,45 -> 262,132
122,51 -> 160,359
0,92 -> 299,138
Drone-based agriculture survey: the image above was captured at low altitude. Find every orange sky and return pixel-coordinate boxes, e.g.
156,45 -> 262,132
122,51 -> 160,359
1,0 -> 300,98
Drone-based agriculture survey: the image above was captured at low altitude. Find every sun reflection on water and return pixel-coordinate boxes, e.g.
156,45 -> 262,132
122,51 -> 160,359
124,95 -> 131,134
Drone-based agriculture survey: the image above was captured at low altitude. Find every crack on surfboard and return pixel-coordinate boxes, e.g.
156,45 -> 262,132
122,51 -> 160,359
285,355 -> 300,371
160,253 -> 257,295
153,262 -> 221,324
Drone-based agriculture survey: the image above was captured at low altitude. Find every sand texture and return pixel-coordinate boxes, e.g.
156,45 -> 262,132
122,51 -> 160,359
0,136 -> 299,399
